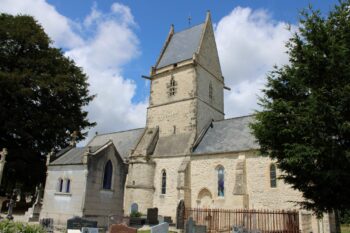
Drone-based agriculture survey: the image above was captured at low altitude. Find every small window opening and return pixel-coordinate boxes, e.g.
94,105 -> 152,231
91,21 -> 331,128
57,178 -> 63,192
209,82 -> 213,100
167,77 -> 177,96
173,125 -> 176,134
161,170 -> 166,194
270,164 -> 277,188
66,179 -> 71,193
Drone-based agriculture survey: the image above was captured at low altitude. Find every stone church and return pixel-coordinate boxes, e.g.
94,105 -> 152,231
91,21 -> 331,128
40,12 -> 334,232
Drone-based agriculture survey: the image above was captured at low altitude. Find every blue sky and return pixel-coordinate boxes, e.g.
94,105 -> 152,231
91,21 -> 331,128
0,0 -> 339,142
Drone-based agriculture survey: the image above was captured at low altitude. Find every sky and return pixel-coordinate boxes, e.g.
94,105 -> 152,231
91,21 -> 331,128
0,0 -> 339,144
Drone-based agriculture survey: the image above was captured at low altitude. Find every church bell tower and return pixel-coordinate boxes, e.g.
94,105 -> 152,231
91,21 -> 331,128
124,11 -> 226,214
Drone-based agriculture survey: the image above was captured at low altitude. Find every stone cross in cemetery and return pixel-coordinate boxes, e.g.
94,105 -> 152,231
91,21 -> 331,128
0,148 -> 8,185
109,224 -> 137,233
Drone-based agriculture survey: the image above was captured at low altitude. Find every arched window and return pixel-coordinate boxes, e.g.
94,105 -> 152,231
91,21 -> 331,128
270,164 -> 277,188
209,82 -> 213,100
217,166 -> 224,197
57,178 -> 63,192
66,179 -> 71,193
161,170 -> 166,194
103,160 -> 113,190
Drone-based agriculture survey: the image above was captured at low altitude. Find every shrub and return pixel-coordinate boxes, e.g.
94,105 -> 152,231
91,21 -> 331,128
130,211 -> 142,218
0,220 -> 45,233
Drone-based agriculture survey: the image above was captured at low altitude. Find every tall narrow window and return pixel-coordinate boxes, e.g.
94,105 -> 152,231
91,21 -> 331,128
103,160 -> 113,190
57,178 -> 63,192
217,166 -> 224,197
66,179 -> 71,193
167,77 -> 177,96
270,164 -> 277,188
209,82 -> 213,100
161,170 -> 166,194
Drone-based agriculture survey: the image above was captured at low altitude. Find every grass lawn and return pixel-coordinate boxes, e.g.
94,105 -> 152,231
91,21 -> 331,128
341,224 -> 350,233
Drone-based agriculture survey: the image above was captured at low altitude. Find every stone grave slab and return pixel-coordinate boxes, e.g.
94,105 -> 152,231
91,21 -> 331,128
150,222 -> 169,233
67,217 -> 97,230
109,224 -> 137,233
81,227 -> 98,233
147,208 -> 159,224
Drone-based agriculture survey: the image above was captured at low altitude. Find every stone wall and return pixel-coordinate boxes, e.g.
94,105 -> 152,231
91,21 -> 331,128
40,165 -> 86,226
83,146 -> 127,227
245,155 -> 303,209
152,157 -> 186,221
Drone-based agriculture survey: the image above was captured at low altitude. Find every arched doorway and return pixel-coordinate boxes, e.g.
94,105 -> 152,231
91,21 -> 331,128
197,188 -> 213,208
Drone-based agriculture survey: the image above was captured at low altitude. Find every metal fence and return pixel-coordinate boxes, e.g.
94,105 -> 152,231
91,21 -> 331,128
184,208 -> 300,233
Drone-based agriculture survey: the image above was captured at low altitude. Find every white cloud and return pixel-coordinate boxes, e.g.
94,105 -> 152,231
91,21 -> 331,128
0,0 -> 83,49
215,7 -> 294,117
0,0 -> 147,143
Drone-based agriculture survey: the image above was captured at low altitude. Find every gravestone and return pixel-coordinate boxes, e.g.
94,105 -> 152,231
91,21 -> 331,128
147,208 -> 159,224
81,227 -> 98,233
195,225 -> 207,233
185,217 -> 195,233
164,216 -> 173,224
109,224 -> 137,233
67,217 -> 97,230
176,200 -> 185,229
185,217 -> 207,233
40,218 -> 54,233
150,222 -> 169,233
131,203 -> 138,213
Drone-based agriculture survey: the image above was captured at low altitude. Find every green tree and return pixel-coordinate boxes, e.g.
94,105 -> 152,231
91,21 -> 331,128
251,0 -> 350,226
0,14 -> 95,194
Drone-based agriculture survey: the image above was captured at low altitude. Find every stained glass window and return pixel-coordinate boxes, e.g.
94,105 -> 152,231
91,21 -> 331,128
218,166 -> 224,197
161,170 -> 166,194
103,160 -> 113,190
270,164 -> 277,188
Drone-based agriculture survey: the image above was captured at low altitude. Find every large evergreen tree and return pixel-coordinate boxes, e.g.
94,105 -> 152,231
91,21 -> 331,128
251,0 -> 350,218
0,14 -> 95,193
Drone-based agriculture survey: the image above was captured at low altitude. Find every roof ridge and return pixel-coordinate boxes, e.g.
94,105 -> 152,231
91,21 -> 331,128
94,127 -> 145,137
213,114 -> 256,123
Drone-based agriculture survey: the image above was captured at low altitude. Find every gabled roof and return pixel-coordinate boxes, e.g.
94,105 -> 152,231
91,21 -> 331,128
192,115 -> 259,154
156,23 -> 204,69
87,128 -> 144,160
50,128 -> 144,165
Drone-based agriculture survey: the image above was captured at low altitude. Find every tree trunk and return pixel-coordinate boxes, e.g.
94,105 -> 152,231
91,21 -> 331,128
335,209 -> 341,233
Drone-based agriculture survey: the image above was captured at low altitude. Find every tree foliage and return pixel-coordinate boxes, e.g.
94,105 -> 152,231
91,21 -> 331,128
0,14 -> 95,193
251,1 -> 350,215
